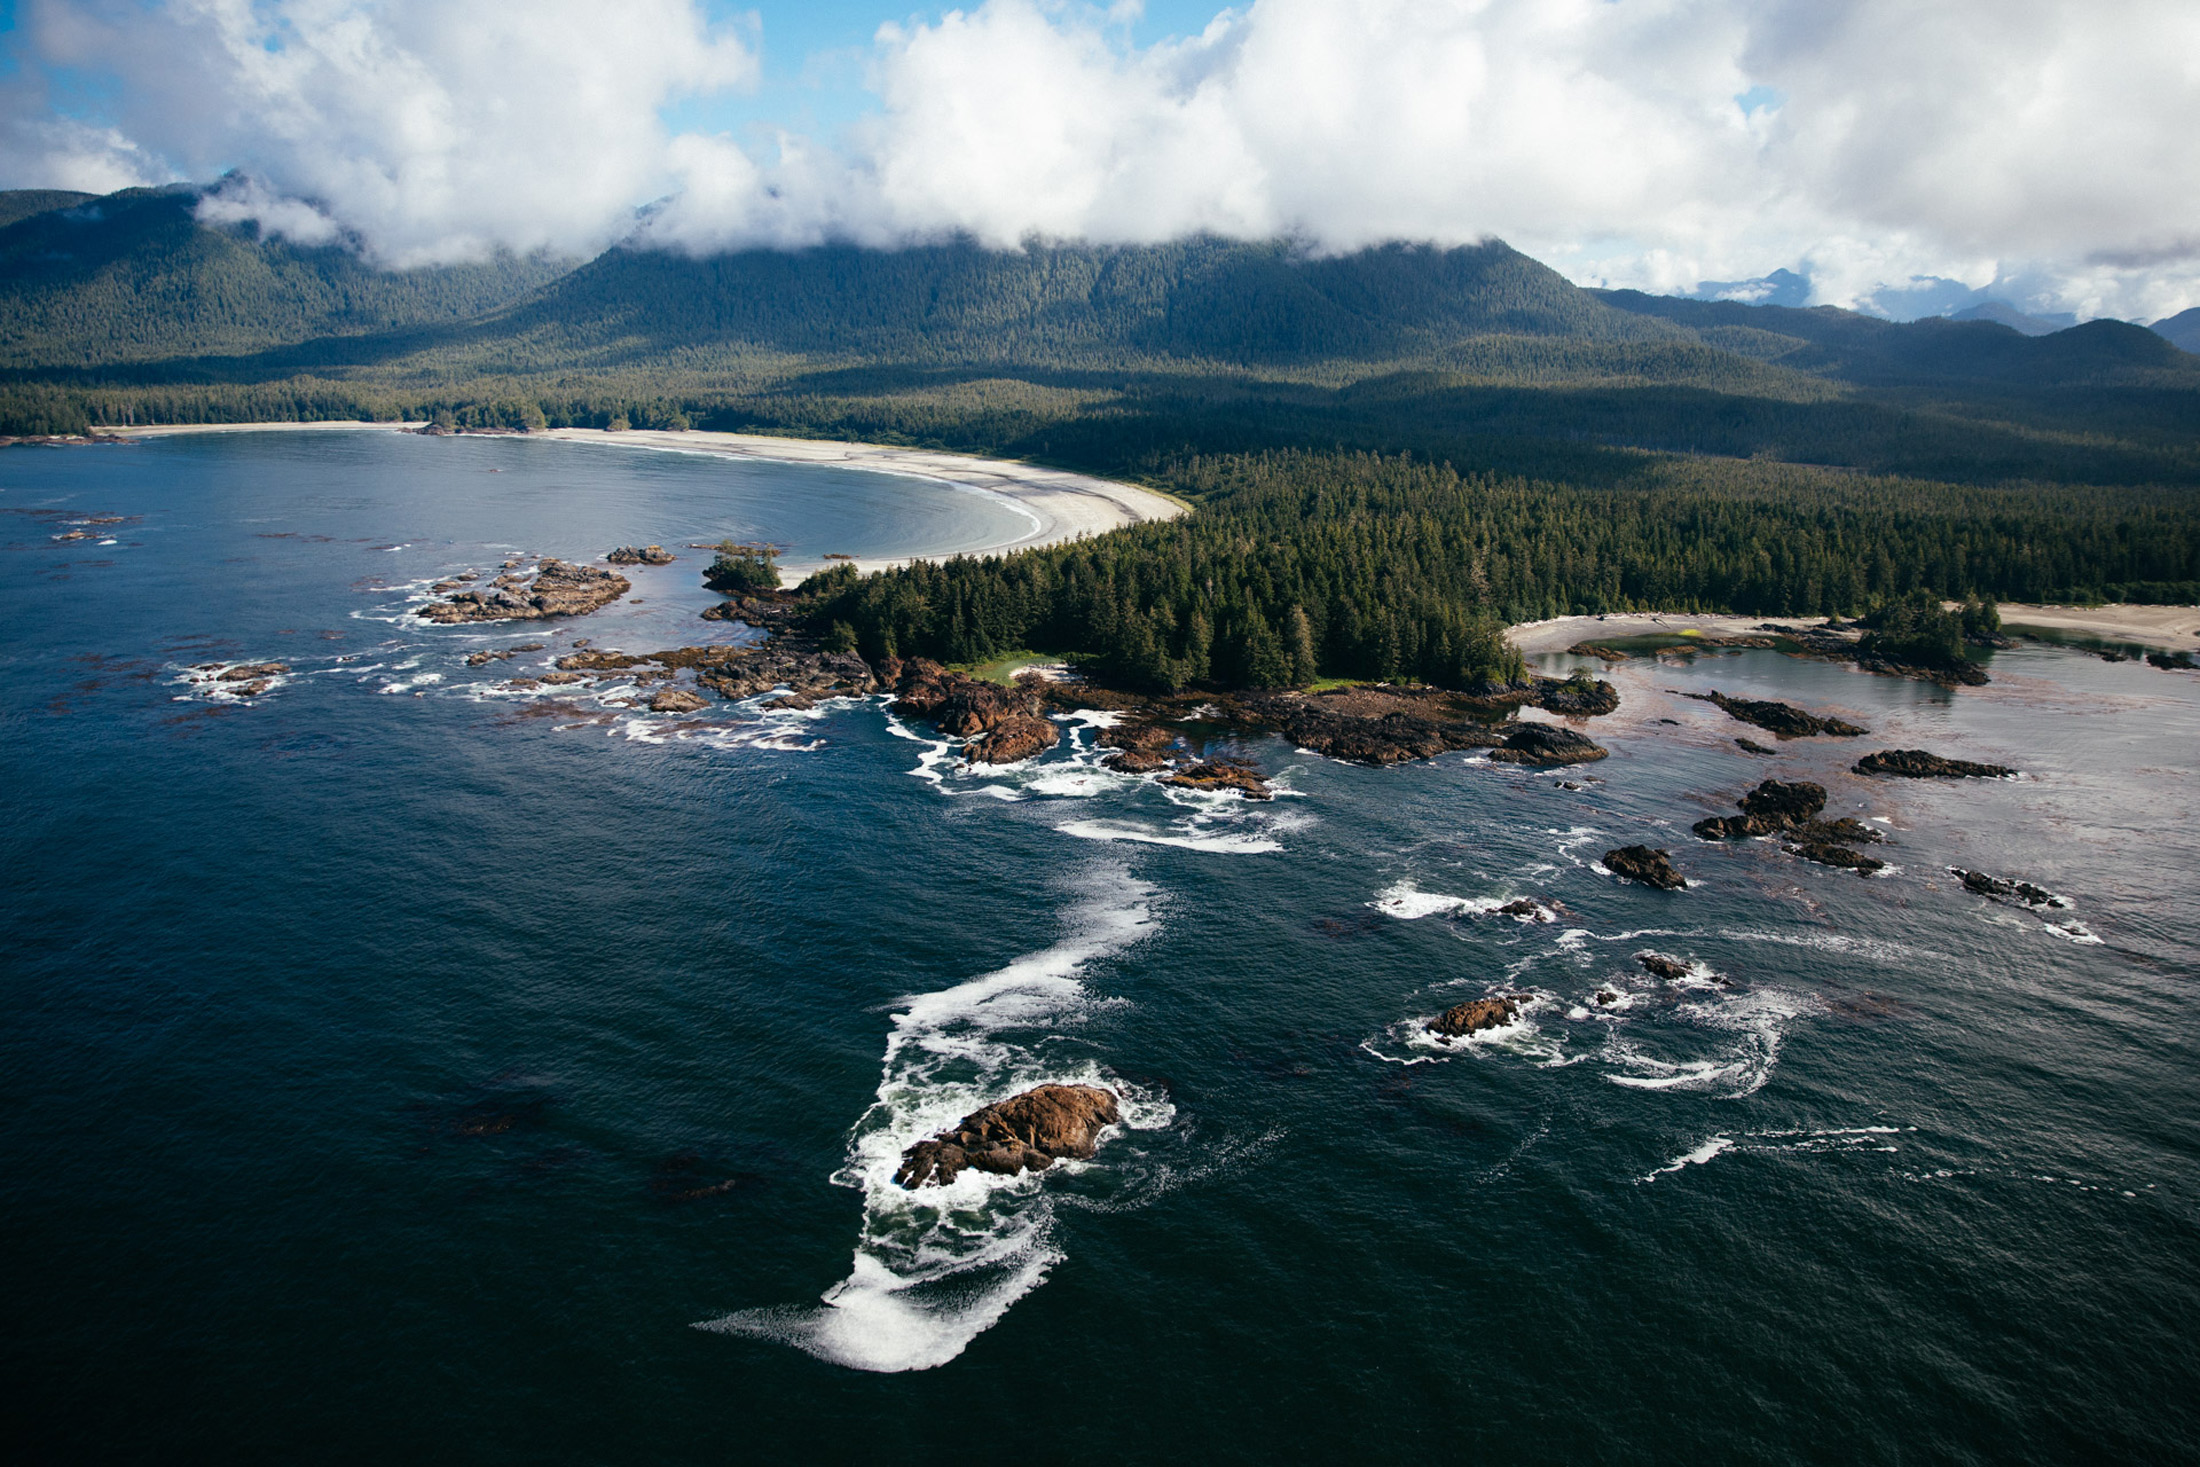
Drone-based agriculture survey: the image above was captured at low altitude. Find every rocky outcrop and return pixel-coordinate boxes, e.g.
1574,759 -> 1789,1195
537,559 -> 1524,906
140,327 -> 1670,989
1604,846 -> 1687,889
1692,779 -> 1826,839
889,660 -> 1062,763
1428,995 -> 1519,1038
1854,749 -> 2015,778
1532,675 -> 1620,716
605,544 -> 675,566
1736,737 -> 1777,756
1791,841 -> 1885,874
1950,869 -> 2066,907
1691,780 -> 1887,873
417,558 -> 630,623
894,1084 -> 1121,1188
2147,650 -> 2197,671
648,687 -> 709,713
966,714 -> 1060,765
1098,723 -> 1177,771
1858,653 -> 1990,687
1488,723 -> 1609,766
219,661 -> 289,681
1163,758 -> 1272,799
1636,952 -> 1694,980
1238,688 -> 1504,765
1686,690 -> 1867,738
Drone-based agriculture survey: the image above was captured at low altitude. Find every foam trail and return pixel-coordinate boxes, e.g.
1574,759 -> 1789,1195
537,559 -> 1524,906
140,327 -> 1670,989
699,865 -> 1165,1372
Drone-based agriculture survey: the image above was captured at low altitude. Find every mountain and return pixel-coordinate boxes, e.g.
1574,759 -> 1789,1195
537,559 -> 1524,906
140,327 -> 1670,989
0,189 -> 97,230
1946,301 -> 2072,336
2152,308 -> 2200,355
1590,288 -> 2193,386
0,185 -> 570,368
474,234 -> 1688,369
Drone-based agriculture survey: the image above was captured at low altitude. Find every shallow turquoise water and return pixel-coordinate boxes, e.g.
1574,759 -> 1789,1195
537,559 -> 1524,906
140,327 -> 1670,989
3,433 -> 2197,1463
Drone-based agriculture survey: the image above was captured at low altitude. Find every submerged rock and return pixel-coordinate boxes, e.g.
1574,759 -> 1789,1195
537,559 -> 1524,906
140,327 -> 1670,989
894,1084 -> 1121,1188
1736,737 -> 1778,756
1488,723 -> 1609,767
1604,845 -> 1687,889
1428,995 -> 1519,1038
1855,749 -> 2016,779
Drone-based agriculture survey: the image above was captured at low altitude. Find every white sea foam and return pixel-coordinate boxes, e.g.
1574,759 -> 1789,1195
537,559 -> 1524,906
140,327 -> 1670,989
1603,987 -> 1818,1097
1057,819 -> 1282,854
1641,1135 -> 1733,1181
698,868 -> 1169,1373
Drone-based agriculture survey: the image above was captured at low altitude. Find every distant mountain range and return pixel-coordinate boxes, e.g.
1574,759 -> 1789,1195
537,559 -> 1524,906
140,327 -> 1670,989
0,184 -> 2192,389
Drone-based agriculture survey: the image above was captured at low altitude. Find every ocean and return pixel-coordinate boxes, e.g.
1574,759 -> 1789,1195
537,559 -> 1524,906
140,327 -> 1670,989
4,430 -> 2196,1464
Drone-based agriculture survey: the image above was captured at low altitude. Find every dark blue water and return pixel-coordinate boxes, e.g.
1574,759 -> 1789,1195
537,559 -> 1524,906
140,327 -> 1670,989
4,432 -> 2198,1464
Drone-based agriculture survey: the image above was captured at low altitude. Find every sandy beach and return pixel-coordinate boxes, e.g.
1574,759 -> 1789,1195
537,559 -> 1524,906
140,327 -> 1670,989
1510,604 -> 2200,654
111,421 -> 1184,573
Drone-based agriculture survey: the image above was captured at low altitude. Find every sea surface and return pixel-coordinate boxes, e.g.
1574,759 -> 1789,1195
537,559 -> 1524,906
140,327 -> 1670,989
3,430 -> 2197,1464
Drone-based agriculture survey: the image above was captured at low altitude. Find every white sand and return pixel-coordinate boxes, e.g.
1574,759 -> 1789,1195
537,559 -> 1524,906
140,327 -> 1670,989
1510,604 -> 2200,654
112,421 -> 1184,574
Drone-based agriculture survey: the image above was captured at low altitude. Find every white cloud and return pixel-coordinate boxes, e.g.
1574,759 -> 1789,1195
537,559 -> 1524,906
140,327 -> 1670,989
4,0 -> 2197,317
6,0 -> 757,264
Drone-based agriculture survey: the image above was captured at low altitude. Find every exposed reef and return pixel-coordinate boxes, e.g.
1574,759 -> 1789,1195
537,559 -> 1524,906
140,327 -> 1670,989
1855,749 -> 2016,779
1685,690 -> 1867,738
417,558 -> 630,623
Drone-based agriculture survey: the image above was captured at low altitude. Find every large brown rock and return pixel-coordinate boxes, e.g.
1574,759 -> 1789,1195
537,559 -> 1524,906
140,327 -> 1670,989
1604,845 -> 1687,889
1428,995 -> 1519,1037
965,713 -> 1060,764
605,544 -> 675,565
1855,749 -> 2016,778
894,1084 -> 1122,1188
648,687 -> 709,713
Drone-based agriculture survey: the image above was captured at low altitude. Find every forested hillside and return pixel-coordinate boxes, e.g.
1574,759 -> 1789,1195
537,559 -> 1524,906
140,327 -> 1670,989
803,450 -> 2200,690
0,186 -> 568,368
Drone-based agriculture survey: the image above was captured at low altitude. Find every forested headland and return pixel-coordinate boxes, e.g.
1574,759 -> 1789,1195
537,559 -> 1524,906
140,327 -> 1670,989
2,183 -> 2196,691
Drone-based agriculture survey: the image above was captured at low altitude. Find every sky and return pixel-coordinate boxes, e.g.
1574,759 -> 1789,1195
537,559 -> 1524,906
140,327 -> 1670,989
1,0 -> 2195,322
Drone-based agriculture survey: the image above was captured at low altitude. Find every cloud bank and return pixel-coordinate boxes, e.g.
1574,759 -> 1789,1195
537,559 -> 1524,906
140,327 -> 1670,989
5,0 -> 2197,317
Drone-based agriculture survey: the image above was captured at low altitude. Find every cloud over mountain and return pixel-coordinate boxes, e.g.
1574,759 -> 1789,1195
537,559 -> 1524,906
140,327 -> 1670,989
5,0 -> 2196,317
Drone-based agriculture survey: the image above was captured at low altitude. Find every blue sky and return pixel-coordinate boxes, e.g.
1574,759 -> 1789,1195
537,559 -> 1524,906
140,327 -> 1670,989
664,1 -> 1229,140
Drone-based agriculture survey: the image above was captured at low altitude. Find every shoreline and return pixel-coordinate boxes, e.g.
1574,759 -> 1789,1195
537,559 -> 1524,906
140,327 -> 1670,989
1510,606 -> 2200,654
109,421 -> 1184,576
